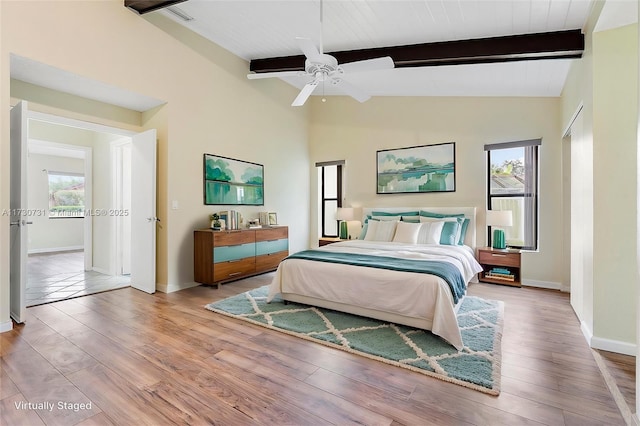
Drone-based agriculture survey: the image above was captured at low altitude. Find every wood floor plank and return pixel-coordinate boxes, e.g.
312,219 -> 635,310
304,367 -> 474,425
500,375 -> 625,424
1,347 -> 100,425
0,393 -> 46,426
66,364 -> 189,426
212,349 -> 395,425
64,329 -> 165,389
0,364 -> 20,400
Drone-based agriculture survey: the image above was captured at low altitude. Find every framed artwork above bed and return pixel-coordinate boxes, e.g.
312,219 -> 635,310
377,142 -> 456,194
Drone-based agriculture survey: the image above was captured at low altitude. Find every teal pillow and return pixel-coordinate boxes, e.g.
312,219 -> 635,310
373,210 -> 419,216
419,210 -> 465,219
359,222 -> 368,240
440,221 -> 461,245
371,211 -> 418,223
457,218 -> 470,245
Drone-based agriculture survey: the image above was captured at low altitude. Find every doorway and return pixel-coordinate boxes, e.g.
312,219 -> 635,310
10,103 -> 157,322
24,131 -> 133,306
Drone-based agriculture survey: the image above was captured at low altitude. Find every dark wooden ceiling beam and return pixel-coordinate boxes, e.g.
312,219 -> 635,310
125,0 -> 187,15
250,29 -> 584,73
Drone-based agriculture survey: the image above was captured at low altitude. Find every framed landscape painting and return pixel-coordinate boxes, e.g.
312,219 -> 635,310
377,142 -> 456,194
204,154 -> 264,205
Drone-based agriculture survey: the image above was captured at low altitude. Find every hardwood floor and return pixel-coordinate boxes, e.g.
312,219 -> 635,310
0,274 -> 630,425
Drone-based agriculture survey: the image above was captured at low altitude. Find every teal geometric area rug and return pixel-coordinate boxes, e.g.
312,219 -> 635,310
205,286 -> 504,395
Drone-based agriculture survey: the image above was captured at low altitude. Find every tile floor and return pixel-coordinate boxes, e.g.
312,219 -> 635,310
26,250 -> 130,307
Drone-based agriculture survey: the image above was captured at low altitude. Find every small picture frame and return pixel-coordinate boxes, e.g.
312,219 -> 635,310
268,212 -> 278,225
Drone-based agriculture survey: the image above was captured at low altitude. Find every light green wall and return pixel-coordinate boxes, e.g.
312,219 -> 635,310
0,0 -> 310,328
561,0 -> 638,351
592,23 -> 638,345
560,2 -> 600,339
309,96 -> 564,286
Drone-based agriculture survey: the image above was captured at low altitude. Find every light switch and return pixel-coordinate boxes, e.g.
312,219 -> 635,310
172,200 -> 178,210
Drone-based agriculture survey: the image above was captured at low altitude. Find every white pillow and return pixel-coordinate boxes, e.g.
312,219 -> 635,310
392,222 -> 422,244
363,219 -> 379,241
417,221 -> 445,245
419,216 -> 463,243
374,220 -> 399,242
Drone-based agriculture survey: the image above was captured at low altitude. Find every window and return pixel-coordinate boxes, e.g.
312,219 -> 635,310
485,139 -> 540,250
48,172 -> 85,218
316,160 -> 344,237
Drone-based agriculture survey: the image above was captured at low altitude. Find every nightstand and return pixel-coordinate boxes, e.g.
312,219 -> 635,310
318,237 -> 349,246
477,247 -> 521,287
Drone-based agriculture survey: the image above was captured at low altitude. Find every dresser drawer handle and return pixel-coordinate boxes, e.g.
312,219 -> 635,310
227,259 -> 241,263
491,254 -> 507,257
228,272 -> 242,277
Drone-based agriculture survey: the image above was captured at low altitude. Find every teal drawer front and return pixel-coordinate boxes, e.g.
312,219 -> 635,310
256,239 -> 289,256
214,243 -> 256,263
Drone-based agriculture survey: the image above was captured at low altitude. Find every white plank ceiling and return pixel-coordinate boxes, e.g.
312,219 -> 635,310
162,0 -> 596,98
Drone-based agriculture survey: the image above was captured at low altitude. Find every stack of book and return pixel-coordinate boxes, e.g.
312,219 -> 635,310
259,212 -> 270,227
485,267 -> 515,282
218,210 -> 241,230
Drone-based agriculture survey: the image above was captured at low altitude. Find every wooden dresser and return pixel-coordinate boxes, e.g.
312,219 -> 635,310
194,226 -> 288,288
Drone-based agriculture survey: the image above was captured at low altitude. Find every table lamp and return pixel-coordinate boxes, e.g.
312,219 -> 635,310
335,207 -> 355,239
486,210 -> 512,249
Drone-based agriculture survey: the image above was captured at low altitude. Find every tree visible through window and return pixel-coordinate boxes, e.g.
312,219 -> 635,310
48,172 -> 85,218
485,139 -> 540,250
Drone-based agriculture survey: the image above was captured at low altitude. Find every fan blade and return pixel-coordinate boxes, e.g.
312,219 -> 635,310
340,56 -> 394,74
292,80 -> 319,106
333,78 -> 370,103
296,37 -> 322,62
247,70 -> 306,80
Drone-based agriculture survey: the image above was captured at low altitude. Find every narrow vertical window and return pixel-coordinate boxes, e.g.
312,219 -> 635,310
485,139 -> 540,250
316,160 -> 344,237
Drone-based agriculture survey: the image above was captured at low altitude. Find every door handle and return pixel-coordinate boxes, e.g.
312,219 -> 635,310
146,217 -> 160,222
22,220 -> 33,225
10,221 -> 19,226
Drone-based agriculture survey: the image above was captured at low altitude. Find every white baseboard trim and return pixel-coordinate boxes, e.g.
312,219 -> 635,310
28,245 -> 83,254
0,320 -> 14,333
157,281 -> 200,294
580,320 -> 594,345
591,336 -> 637,356
522,279 -> 561,290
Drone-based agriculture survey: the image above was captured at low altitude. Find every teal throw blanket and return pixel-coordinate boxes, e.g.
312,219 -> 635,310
287,250 -> 466,303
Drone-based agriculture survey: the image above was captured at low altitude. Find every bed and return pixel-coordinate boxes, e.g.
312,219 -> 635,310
267,207 -> 483,350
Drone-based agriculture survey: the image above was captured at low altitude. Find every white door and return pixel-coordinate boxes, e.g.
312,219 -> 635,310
10,101 -> 29,323
130,129 -> 157,293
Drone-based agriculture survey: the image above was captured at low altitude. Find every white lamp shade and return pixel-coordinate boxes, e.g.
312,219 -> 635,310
335,207 -> 355,221
486,210 -> 513,227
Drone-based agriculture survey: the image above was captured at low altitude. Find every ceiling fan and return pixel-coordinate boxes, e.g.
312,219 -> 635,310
246,1 -> 394,107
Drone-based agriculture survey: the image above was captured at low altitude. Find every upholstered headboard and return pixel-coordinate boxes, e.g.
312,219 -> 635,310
361,207 -> 477,248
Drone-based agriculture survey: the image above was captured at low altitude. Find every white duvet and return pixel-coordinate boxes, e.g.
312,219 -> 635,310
267,240 -> 483,350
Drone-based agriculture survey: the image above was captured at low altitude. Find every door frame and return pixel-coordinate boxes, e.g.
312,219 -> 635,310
111,137 -> 133,276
